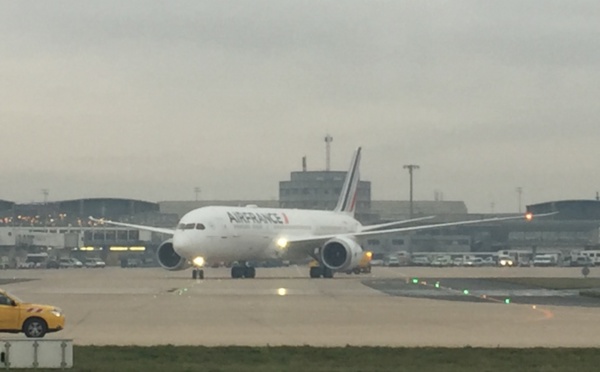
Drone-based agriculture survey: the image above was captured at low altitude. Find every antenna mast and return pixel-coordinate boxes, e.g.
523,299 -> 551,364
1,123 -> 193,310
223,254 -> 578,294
324,134 -> 333,171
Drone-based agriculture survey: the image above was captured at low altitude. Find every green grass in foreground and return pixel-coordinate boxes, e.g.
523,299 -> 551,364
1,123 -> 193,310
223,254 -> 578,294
492,277 -> 600,290
23,346 -> 600,372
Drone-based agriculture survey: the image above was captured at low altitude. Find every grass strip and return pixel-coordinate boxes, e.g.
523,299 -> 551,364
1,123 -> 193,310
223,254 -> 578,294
17,346 -> 600,372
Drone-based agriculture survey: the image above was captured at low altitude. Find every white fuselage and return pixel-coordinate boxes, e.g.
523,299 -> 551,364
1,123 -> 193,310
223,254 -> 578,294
171,206 -> 361,264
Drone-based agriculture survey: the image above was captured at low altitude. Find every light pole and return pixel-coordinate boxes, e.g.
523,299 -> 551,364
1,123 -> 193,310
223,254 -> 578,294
194,187 -> 201,202
403,165 -> 420,219
516,187 -> 523,213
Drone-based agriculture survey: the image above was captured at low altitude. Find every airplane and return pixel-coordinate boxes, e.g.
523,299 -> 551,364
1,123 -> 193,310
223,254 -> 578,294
90,147 -> 551,279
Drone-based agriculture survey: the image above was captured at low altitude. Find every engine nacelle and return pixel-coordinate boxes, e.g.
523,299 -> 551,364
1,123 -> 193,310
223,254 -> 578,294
156,239 -> 190,271
320,236 -> 363,272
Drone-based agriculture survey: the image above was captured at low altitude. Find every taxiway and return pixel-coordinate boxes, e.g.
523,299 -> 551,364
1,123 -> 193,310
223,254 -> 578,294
1,266 -> 600,347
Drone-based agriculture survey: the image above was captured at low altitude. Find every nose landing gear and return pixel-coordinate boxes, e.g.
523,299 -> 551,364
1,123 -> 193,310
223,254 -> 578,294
192,268 -> 204,279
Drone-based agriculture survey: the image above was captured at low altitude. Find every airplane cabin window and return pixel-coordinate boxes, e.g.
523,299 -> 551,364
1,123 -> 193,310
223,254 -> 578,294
196,224 -> 205,230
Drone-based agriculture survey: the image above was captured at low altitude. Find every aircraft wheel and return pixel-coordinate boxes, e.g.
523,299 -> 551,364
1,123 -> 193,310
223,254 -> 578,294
231,266 -> 244,279
244,266 -> 256,278
323,267 -> 334,279
309,267 -> 323,278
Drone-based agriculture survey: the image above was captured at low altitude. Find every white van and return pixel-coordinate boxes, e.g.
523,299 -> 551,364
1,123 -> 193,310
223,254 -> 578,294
22,253 -> 49,269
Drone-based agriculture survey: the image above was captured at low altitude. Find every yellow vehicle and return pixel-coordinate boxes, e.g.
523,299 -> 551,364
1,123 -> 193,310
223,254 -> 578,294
0,289 -> 65,338
345,251 -> 372,275
309,251 -> 373,276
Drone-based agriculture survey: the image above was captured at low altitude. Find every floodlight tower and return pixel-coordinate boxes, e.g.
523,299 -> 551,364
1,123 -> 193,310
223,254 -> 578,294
324,134 -> 333,171
403,165 -> 420,219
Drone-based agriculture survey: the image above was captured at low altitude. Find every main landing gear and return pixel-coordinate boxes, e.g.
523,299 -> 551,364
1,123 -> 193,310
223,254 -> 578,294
231,262 -> 256,279
192,268 -> 204,279
309,265 -> 334,279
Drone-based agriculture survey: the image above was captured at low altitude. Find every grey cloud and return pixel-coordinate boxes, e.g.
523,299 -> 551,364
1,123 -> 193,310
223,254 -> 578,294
1,1 -> 600,212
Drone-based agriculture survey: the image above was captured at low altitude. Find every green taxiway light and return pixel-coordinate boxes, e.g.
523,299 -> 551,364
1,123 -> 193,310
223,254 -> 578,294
505,298 -> 511,304
435,282 -> 440,288
463,289 -> 469,295
411,278 -> 419,284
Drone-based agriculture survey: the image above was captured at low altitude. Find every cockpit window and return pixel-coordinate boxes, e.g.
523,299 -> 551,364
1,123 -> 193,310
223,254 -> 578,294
177,223 -> 185,230
184,223 -> 195,230
196,224 -> 206,230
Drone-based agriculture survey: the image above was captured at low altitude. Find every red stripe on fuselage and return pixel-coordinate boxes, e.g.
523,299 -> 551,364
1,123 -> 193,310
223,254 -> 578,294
282,213 -> 289,224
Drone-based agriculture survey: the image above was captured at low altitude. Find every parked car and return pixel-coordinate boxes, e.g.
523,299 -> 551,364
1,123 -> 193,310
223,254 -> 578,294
46,260 -> 59,269
0,289 -> 65,338
386,256 -> 400,267
480,257 -> 496,266
430,256 -> 452,267
121,258 -> 142,268
84,258 -> 106,268
59,258 -> 83,268
463,258 -> 484,267
570,256 -> 595,267
17,261 -> 35,269
453,257 -> 465,266
411,256 -> 430,266
370,259 -> 384,267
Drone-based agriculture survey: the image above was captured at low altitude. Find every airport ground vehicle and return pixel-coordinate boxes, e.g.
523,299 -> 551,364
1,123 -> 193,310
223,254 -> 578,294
346,251 -> 372,274
498,256 -> 514,267
18,253 -> 49,269
84,257 -> 106,268
533,254 -> 557,267
497,250 -> 533,266
578,250 -> 600,265
0,289 -> 65,338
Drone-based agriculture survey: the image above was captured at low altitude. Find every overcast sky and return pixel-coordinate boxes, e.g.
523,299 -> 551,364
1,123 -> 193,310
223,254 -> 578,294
1,1 -> 599,213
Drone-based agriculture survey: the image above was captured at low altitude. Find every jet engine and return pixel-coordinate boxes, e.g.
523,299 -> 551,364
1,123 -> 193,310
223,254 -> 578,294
320,236 -> 363,272
156,239 -> 190,271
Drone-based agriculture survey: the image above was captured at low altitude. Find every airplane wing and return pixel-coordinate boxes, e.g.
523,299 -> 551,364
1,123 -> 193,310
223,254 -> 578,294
283,212 -> 556,254
360,216 -> 435,232
89,217 -> 176,236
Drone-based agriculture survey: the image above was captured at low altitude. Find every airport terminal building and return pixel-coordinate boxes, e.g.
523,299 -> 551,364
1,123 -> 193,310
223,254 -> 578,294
0,198 -> 174,267
2,167 -> 600,267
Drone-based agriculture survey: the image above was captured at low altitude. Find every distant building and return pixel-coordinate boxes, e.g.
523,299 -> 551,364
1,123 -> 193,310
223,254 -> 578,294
279,170 -> 371,213
370,200 -> 468,221
0,200 -> 14,212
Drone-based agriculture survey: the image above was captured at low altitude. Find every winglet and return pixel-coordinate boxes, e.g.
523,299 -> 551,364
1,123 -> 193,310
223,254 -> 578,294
334,147 -> 362,216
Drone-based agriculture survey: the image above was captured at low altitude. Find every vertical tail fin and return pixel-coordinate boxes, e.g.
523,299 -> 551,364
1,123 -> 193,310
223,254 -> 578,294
334,147 -> 362,216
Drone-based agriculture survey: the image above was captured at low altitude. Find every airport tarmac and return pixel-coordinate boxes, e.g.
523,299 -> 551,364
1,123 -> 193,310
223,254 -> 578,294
2,266 -> 600,347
